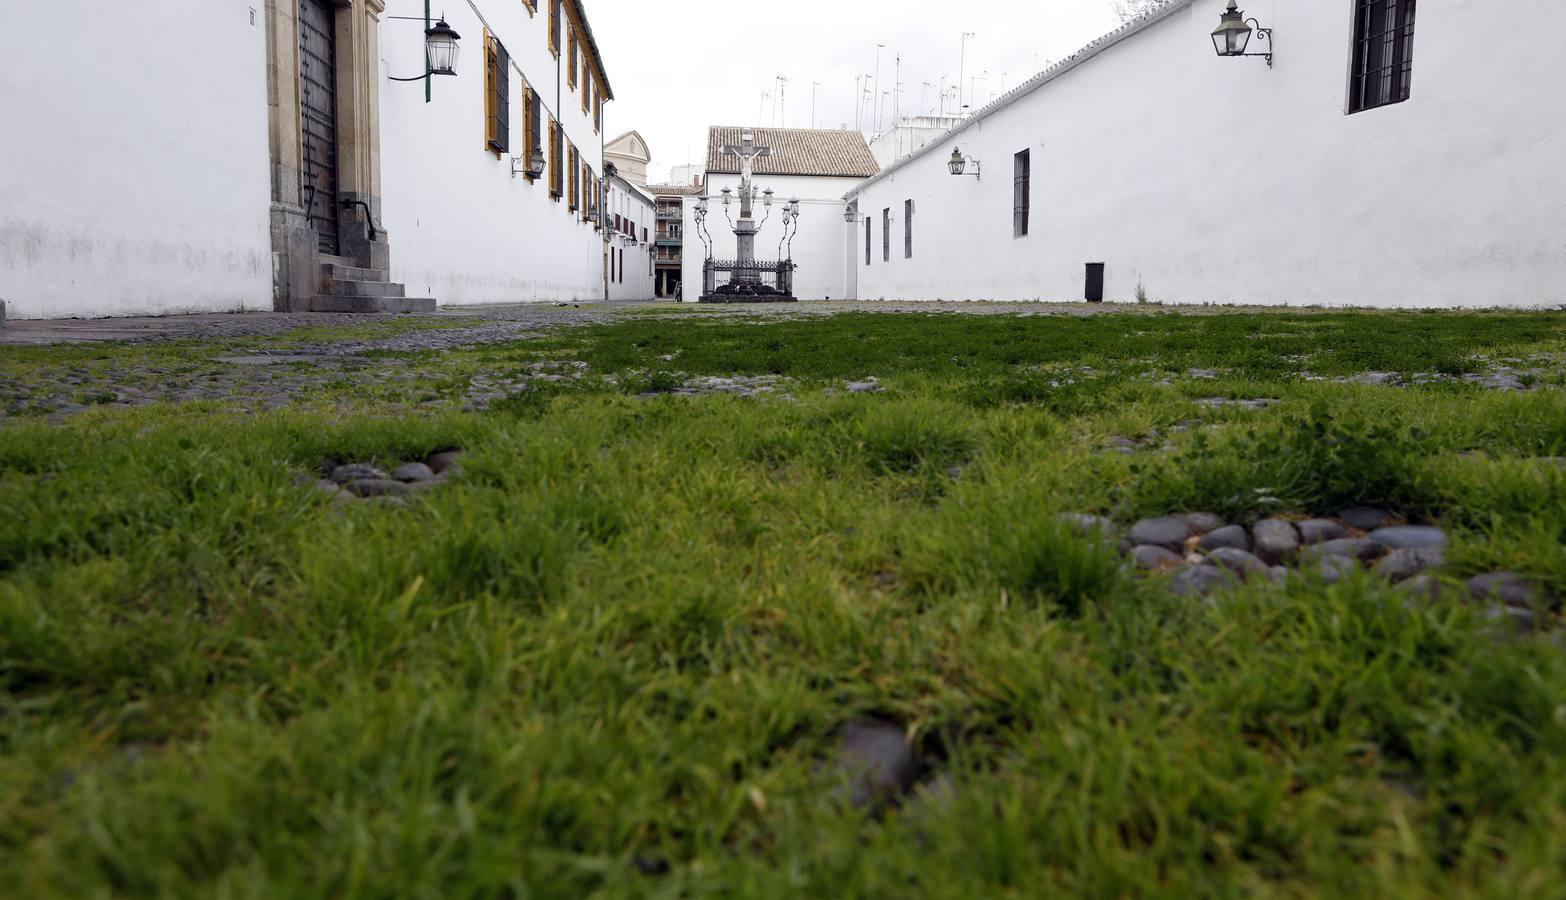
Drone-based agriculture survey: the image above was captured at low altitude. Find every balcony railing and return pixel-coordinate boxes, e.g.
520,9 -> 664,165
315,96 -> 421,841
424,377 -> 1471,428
656,209 -> 681,220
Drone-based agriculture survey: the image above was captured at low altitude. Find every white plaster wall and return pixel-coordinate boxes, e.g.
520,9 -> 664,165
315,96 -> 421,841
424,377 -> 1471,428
847,0 -> 1566,308
380,0 -> 606,305
684,174 -> 860,301
607,181 -> 655,300
0,1 -> 271,319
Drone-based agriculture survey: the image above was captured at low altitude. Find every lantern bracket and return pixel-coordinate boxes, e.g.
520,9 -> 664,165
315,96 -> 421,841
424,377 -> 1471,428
1239,20 -> 1273,68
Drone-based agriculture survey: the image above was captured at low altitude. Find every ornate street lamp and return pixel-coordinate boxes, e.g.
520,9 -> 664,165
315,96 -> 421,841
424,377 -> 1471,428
528,147 -> 546,179
1211,1 -> 1273,68
948,147 -> 981,180
389,16 -> 463,81
720,188 -> 732,208
843,200 -> 859,223
425,19 -> 462,75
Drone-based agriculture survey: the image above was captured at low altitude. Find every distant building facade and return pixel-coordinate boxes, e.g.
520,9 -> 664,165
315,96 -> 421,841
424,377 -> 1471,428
603,131 -> 652,187
605,173 -> 656,300
686,127 -> 880,303
1,0 -> 618,319
844,0 -> 1566,308
647,184 -> 701,300
867,115 -> 967,168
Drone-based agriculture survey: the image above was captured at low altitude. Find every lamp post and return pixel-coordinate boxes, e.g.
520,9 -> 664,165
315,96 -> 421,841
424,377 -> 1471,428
1210,1 -> 1273,68
948,147 -> 981,180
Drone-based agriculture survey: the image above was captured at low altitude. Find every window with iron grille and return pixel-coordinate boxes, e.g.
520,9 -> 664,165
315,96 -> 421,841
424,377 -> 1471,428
484,34 -> 510,154
1350,0 -> 1416,113
1013,150 -> 1030,238
904,199 -> 914,259
549,0 -> 562,56
524,88 -> 542,180
568,145 -> 579,211
568,29 -> 578,89
864,217 -> 871,266
882,208 -> 891,262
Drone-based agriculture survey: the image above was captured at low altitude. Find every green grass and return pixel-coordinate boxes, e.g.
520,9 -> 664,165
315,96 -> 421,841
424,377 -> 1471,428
3,308 -> 1566,897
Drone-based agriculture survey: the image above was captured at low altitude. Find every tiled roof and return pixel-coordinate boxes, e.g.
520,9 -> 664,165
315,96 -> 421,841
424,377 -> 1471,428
706,127 -> 880,179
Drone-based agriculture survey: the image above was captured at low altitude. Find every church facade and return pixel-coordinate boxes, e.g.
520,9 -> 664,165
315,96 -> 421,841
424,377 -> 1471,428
843,0 -> 1566,308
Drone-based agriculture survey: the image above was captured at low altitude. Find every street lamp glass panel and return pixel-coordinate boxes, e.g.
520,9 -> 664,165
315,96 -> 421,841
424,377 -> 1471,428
426,19 -> 462,75
528,149 -> 545,179
1210,4 -> 1252,57
721,188 -> 732,207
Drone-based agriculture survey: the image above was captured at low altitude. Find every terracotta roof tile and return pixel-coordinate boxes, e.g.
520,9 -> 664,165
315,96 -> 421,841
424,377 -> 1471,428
706,127 -> 880,179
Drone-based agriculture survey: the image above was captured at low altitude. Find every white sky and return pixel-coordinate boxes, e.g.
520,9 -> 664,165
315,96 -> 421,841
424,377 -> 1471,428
588,0 -> 1128,183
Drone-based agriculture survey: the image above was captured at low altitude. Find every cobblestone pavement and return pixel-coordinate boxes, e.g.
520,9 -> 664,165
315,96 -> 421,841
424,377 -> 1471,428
3,301 -> 1561,425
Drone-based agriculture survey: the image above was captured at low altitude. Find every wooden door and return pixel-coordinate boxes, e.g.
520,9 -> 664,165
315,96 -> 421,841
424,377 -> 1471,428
298,0 -> 340,255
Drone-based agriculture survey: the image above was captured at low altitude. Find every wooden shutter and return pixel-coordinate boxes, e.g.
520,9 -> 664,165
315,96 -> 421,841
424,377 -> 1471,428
492,43 -> 510,153
549,119 -> 561,197
549,0 -> 561,55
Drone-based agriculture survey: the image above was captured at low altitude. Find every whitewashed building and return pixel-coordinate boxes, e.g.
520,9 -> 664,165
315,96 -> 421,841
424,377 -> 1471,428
0,0 -> 619,320
844,0 -> 1566,308
685,127 -> 879,302
605,172 -> 656,300
603,131 -> 653,188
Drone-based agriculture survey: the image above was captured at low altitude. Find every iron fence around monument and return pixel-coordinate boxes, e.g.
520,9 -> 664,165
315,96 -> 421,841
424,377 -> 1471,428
699,259 -> 797,303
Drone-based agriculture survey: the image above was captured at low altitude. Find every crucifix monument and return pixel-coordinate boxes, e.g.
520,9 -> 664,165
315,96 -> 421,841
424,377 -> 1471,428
723,129 -> 772,281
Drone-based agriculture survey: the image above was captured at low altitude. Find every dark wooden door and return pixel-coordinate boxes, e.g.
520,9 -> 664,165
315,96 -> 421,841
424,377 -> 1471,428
299,0 -> 340,255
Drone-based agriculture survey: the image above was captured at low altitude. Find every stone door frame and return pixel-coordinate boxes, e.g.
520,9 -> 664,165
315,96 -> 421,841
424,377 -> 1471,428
265,0 -> 389,311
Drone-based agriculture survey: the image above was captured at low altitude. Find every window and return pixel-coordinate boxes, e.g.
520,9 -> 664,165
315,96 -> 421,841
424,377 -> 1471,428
864,216 -> 871,266
1350,0 -> 1416,113
1013,149 -> 1030,238
610,246 -> 616,282
568,28 -> 578,89
549,0 -> 562,56
568,145 -> 579,211
594,90 -> 602,133
642,226 -> 648,243
882,208 -> 891,262
523,88 -> 542,180
904,199 -> 914,259
581,64 -> 591,114
549,119 -> 562,198
619,249 -> 625,283
484,33 -> 510,154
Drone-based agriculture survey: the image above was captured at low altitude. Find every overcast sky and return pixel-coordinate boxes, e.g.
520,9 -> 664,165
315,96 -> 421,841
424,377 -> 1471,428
589,0 -> 1128,183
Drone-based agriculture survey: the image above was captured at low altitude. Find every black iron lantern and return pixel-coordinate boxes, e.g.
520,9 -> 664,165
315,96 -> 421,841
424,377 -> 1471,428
948,148 -> 967,176
721,188 -> 732,208
843,203 -> 857,223
426,18 -> 462,76
1210,1 -> 1272,67
527,147 -> 546,179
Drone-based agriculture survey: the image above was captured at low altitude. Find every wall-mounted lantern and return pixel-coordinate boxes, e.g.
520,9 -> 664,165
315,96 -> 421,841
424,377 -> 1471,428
389,16 -> 463,81
1211,1 -> 1273,68
843,200 -> 859,223
948,147 -> 981,180
512,146 -> 546,179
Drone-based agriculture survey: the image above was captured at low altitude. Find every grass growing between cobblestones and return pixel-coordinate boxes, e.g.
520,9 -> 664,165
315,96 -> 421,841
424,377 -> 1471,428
4,308 -> 1566,897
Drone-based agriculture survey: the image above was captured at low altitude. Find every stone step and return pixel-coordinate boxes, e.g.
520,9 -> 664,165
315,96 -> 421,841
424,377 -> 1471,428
307,295 -> 437,314
321,262 -> 389,284
318,254 -> 360,268
326,279 -> 406,299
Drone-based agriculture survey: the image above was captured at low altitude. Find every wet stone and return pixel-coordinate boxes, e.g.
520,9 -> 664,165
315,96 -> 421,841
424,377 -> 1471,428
1168,564 -> 1238,598
1297,519 -> 1350,545
344,478 -> 413,498
1317,555 -> 1361,585
1307,538 -> 1390,564
1467,572 -> 1558,610
1369,526 -> 1447,551
1198,525 -> 1251,553
1130,545 -> 1185,572
1128,517 -> 1192,553
331,463 -> 388,484
1251,519 -> 1301,566
391,462 -> 436,483
1396,574 -> 1447,601
832,721 -> 920,810
426,450 -> 465,475
1207,547 -> 1269,580
1181,512 -> 1226,535
1374,547 -> 1446,583
1339,507 -> 1396,530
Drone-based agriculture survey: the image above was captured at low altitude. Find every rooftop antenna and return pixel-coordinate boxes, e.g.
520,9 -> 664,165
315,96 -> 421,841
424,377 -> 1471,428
959,32 -> 976,111
812,81 -> 821,128
893,53 -> 902,125
777,75 -> 790,127
872,44 -> 885,133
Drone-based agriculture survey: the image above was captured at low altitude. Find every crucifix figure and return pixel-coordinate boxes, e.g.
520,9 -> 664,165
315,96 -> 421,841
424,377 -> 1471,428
722,128 -> 772,276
